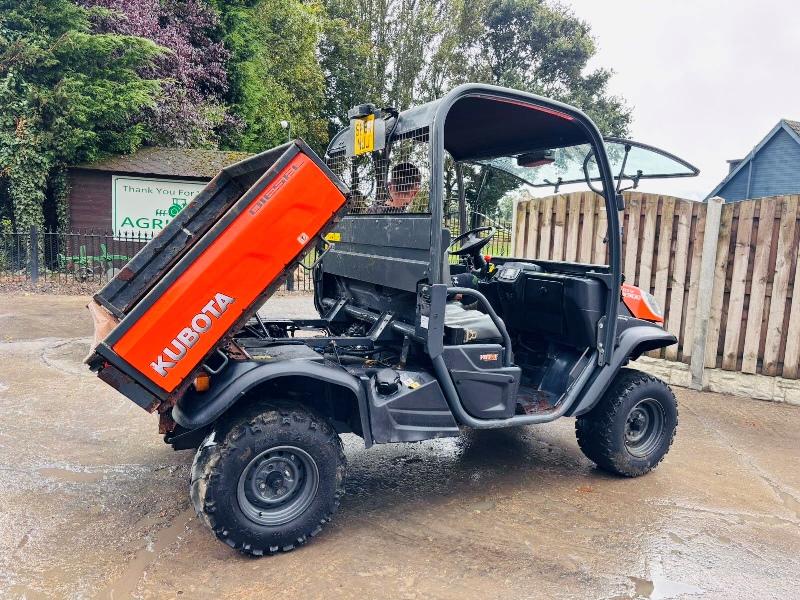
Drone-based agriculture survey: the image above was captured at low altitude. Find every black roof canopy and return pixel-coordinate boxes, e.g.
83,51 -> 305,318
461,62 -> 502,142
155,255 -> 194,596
441,95 -> 588,161
327,84 -> 592,161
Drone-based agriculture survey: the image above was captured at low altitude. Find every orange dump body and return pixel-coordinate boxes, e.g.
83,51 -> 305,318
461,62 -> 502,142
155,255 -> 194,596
88,141 -> 348,408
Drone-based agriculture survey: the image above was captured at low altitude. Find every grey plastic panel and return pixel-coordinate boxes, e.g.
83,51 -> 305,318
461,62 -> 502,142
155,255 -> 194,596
366,370 -> 459,443
451,369 -> 520,419
173,358 -> 371,439
567,324 -> 677,416
321,215 -> 432,291
442,345 -> 521,419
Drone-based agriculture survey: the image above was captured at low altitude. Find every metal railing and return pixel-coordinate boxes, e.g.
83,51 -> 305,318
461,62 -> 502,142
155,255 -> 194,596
0,228 -> 155,287
0,213 -> 513,292
0,228 -> 320,292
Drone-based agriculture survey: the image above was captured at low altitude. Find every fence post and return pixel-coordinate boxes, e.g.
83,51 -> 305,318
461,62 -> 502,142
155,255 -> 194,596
286,266 -> 295,291
29,226 -> 39,284
690,196 -> 725,389
510,198 -> 520,256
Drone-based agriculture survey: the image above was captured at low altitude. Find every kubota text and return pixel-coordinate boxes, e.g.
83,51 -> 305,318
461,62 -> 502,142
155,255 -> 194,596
150,293 -> 235,377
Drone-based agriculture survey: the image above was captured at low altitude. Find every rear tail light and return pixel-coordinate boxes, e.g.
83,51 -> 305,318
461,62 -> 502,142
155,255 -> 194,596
194,373 -> 211,392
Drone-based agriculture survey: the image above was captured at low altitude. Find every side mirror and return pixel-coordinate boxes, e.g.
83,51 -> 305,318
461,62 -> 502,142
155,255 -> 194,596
517,150 -> 555,168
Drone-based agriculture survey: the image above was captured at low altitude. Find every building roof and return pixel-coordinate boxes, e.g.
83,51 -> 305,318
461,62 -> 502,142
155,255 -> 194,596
785,119 -> 800,137
73,147 -> 253,179
707,119 -> 800,200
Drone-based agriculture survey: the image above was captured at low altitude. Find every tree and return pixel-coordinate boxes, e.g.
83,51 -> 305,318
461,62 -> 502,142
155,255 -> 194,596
212,0 -> 328,153
321,0 -> 444,116
80,0 -> 233,147
0,0 -> 163,231
318,0 -> 630,217
419,0 -> 484,101
318,7 -> 372,138
319,0 -> 630,136
474,0 -> 629,134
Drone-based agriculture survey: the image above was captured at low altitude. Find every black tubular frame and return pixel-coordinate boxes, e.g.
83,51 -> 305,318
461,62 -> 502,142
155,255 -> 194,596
433,351 -> 598,428
324,84 -> 621,365
437,285 -> 596,426
425,84 -> 621,366
313,85 -> 627,431
446,286 -> 513,366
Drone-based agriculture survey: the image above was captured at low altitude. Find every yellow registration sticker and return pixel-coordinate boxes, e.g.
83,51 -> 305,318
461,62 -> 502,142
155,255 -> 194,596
353,114 -> 375,155
325,232 -> 341,242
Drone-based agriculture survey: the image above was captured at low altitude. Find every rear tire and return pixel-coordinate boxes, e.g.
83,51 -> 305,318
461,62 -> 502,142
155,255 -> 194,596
190,402 -> 345,556
575,369 -> 677,477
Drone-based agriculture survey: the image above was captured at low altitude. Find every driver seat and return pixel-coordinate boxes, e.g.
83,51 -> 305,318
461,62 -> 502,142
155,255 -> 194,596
444,301 -> 503,343
441,228 -> 502,344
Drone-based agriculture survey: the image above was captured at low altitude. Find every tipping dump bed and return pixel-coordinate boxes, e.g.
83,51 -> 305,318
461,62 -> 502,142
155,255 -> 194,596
87,140 -> 348,411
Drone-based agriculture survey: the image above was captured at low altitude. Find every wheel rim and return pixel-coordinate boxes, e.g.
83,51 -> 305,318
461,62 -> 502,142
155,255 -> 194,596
236,445 -> 319,526
624,398 -> 665,458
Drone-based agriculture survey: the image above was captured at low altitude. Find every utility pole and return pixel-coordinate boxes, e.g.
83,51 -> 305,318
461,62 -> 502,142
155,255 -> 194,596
280,120 -> 292,142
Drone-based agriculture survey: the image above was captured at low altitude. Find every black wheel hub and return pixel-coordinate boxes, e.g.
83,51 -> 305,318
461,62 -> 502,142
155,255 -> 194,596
249,455 -> 301,504
624,398 -> 664,458
237,446 -> 319,526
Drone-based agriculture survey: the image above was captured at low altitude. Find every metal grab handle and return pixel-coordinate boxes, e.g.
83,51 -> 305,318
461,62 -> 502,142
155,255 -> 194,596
299,236 -> 335,271
447,286 -> 514,367
203,349 -> 229,374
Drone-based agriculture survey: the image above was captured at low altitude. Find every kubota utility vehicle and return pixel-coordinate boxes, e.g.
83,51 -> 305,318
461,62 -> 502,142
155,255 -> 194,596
86,84 -> 699,556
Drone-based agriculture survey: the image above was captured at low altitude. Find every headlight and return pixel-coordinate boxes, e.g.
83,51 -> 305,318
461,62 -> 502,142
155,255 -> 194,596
641,289 -> 664,319
621,283 -> 664,323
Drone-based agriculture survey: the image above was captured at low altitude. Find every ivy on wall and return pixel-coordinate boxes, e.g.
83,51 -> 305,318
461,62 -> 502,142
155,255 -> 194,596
0,0 -> 162,233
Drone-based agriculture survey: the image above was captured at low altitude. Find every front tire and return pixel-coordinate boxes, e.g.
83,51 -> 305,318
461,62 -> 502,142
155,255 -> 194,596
190,403 -> 345,556
575,369 -> 677,477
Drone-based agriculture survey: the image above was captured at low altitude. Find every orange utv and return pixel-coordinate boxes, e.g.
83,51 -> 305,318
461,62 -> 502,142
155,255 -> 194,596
87,84 -> 699,555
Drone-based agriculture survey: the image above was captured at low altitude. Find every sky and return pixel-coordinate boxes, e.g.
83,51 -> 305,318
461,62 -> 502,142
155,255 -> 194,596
558,0 -> 800,200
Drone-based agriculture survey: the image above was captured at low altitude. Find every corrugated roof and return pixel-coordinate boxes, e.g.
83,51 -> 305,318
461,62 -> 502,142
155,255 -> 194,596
73,147 -> 253,178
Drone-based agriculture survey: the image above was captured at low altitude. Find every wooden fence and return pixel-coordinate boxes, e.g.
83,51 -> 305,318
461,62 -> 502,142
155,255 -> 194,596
512,192 -> 800,380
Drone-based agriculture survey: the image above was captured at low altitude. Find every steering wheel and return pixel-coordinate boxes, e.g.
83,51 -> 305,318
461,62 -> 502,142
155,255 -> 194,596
447,226 -> 496,257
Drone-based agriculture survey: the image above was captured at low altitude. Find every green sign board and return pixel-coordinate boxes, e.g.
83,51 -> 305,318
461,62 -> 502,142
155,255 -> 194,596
112,176 -> 207,237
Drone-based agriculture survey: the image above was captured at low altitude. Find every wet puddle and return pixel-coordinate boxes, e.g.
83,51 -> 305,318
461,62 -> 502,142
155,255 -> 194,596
96,508 -> 195,599
621,576 -> 704,599
38,467 -> 103,483
40,338 -> 92,376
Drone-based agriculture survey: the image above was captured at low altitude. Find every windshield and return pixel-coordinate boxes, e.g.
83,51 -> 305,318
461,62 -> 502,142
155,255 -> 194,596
476,138 -> 699,191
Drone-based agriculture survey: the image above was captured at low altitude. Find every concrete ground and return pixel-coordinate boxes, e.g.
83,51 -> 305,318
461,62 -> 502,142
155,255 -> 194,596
0,294 -> 798,600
